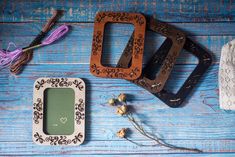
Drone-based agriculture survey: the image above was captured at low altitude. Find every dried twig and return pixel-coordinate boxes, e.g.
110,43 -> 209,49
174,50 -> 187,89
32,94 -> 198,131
109,93 -> 202,153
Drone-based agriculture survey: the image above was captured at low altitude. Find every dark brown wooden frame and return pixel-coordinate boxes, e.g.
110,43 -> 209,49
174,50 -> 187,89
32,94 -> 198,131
117,18 -> 212,107
117,18 -> 186,92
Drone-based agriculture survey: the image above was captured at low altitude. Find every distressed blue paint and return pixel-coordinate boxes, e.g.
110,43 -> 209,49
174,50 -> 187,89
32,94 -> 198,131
0,0 -> 235,156
1,23 -> 235,65
0,0 -> 235,22
0,64 -> 234,155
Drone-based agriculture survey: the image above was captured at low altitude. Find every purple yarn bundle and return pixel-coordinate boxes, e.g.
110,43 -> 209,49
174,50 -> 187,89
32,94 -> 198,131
0,24 -> 69,70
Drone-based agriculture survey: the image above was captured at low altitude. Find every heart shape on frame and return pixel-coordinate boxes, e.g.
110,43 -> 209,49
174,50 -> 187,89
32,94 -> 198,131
60,117 -> 67,124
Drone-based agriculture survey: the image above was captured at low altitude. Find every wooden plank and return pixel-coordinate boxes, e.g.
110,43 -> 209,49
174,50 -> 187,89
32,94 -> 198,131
0,22 -> 232,65
0,0 -> 235,22
2,22 -> 235,36
0,140 -> 235,155
0,1 -> 234,155
0,64 -> 234,143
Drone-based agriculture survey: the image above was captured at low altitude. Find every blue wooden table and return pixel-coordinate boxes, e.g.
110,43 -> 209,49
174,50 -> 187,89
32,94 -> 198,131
0,0 -> 235,156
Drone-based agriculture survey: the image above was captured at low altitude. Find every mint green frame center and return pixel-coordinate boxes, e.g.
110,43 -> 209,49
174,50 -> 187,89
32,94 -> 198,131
43,88 -> 75,135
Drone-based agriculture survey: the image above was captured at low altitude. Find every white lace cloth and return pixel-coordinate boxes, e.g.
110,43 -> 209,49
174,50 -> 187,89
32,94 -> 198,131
219,39 -> 235,110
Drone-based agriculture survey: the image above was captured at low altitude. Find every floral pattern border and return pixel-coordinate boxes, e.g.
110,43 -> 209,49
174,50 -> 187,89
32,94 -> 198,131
33,78 -> 85,145
33,98 -> 43,124
34,132 -> 83,145
95,12 -> 145,26
90,64 -> 140,79
35,78 -> 84,91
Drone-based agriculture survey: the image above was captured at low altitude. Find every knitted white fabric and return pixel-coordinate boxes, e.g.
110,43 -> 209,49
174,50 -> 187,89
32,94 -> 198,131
219,39 -> 235,110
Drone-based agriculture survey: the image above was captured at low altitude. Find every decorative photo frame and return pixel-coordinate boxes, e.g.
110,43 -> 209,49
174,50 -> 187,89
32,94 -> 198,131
117,19 -> 212,107
117,18 -> 186,92
90,12 -> 146,80
32,78 -> 85,145
152,38 -> 212,107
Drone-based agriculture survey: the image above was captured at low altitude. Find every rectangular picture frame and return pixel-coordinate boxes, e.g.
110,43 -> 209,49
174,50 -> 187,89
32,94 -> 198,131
90,12 -> 146,80
117,19 -> 212,107
32,78 -> 85,145
117,17 -> 186,92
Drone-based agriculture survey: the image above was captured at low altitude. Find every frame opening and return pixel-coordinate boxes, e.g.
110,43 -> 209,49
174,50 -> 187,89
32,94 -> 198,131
43,88 -> 75,135
101,23 -> 134,68
163,49 -> 198,94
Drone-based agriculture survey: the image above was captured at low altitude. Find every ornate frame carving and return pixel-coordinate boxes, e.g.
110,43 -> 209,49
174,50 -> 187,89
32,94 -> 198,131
137,38 -> 212,107
90,12 -> 146,80
117,18 -> 212,107
117,18 -> 186,92
32,78 -> 85,145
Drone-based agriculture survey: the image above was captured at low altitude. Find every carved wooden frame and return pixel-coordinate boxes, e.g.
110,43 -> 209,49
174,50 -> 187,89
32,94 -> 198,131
144,19 -> 186,92
136,38 -> 212,107
32,78 -> 85,145
117,18 -> 186,92
117,19 -> 212,107
90,12 -> 146,80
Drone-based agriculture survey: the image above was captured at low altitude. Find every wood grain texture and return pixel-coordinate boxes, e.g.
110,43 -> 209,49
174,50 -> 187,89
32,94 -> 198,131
0,0 -> 234,156
0,0 -> 235,22
0,22 -> 234,65
0,65 -> 234,149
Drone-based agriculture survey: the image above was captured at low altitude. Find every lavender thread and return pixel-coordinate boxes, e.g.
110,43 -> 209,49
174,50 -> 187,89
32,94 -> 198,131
0,24 -> 69,70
